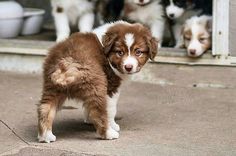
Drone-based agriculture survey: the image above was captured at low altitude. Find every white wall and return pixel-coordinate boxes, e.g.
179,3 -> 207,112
230,0 -> 236,56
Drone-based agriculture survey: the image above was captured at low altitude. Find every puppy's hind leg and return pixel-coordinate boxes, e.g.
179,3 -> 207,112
85,97 -> 119,140
78,12 -> 95,32
173,24 -> 184,48
82,104 -> 92,124
151,19 -> 165,48
53,9 -> 70,42
38,93 -> 66,143
107,91 -> 120,132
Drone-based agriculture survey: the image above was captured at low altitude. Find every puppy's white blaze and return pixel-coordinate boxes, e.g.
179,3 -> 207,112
187,22 -> 207,57
124,33 -> 134,56
188,26 -> 203,57
123,56 -> 138,73
93,20 -> 132,45
188,40 -> 203,57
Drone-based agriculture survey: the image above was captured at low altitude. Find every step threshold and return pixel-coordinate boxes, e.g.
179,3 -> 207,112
0,39 -> 54,56
0,39 -> 235,67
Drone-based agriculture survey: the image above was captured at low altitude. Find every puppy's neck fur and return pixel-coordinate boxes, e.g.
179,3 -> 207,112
108,61 -> 130,81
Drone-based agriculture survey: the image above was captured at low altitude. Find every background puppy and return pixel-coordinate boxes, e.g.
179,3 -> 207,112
122,0 -> 165,47
51,0 -> 97,42
96,0 -> 124,24
38,21 -> 157,143
161,0 -> 212,48
182,15 -> 212,57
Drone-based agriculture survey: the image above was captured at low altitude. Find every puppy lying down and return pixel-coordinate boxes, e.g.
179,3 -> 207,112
182,15 -> 212,57
37,21 -> 158,143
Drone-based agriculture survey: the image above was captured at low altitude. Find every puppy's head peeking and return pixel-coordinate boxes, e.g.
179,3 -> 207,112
102,23 -> 157,75
183,16 -> 212,57
162,0 -> 187,19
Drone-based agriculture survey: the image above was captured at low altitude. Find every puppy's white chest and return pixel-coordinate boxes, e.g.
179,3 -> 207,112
129,7 -> 153,23
127,3 -> 163,25
51,0 -> 94,26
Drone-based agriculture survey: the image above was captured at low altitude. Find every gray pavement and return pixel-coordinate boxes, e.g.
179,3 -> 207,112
0,63 -> 236,156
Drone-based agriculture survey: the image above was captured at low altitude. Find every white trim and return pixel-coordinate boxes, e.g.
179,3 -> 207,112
212,0 -> 230,56
154,55 -> 236,66
0,39 -> 52,56
124,33 -> 134,56
0,47 -> 48,56
153,48 -> 236,66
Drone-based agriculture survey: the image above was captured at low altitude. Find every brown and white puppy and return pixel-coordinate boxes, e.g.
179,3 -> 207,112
182,15 -> 212,57
37,21 -> 157,143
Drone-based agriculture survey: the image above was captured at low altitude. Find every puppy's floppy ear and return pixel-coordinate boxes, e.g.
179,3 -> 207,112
206,18 -> 212,33
102,32 -> 118,56
146,36 -> 158,60
179,25 -> 187,48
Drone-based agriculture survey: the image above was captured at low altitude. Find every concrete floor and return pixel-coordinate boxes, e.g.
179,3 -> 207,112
0,63 -> 236,156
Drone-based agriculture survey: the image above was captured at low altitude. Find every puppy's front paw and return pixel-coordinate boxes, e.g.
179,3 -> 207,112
104,127 -> 119,140
38,130 -> 56,143
111,121 -> 120,132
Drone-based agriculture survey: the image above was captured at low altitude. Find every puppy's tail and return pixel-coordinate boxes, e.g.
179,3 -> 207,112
50,57 -> 86,87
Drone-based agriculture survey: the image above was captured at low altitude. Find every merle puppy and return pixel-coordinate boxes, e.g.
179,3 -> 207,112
161,0 -> 212,48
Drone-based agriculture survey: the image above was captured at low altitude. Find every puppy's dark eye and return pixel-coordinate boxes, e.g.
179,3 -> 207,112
161,0 -> 169,6
184,36 -> 191,41
174,0 -> 185,7
199,38 -> 206,43
135,50 -> 143,56
116,51 -> 124,57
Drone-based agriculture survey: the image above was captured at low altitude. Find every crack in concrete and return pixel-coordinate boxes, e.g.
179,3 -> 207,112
132,78 -> 235,90
0,120 -> 29,145
191,83 -> 231,89
2,146 -> 109,156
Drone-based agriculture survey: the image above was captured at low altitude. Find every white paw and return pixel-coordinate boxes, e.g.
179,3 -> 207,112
83,112 -> 92,124
84,118 -> 92,124
158,42 -> 161,49
56,34 -> 69,43
38,130 -> 56,143
105,127 -> 119,140
175,42 -> 184,48
111,122 -> 120,132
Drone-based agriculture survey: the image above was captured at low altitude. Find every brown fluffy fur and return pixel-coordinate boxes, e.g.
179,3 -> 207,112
38,33 -> 121,139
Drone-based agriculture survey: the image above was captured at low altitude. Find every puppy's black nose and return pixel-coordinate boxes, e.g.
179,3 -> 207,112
189,49 -> 196,55
169,13 -> 175,18
125,64 -> 133,72
139,0 -> 144,3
